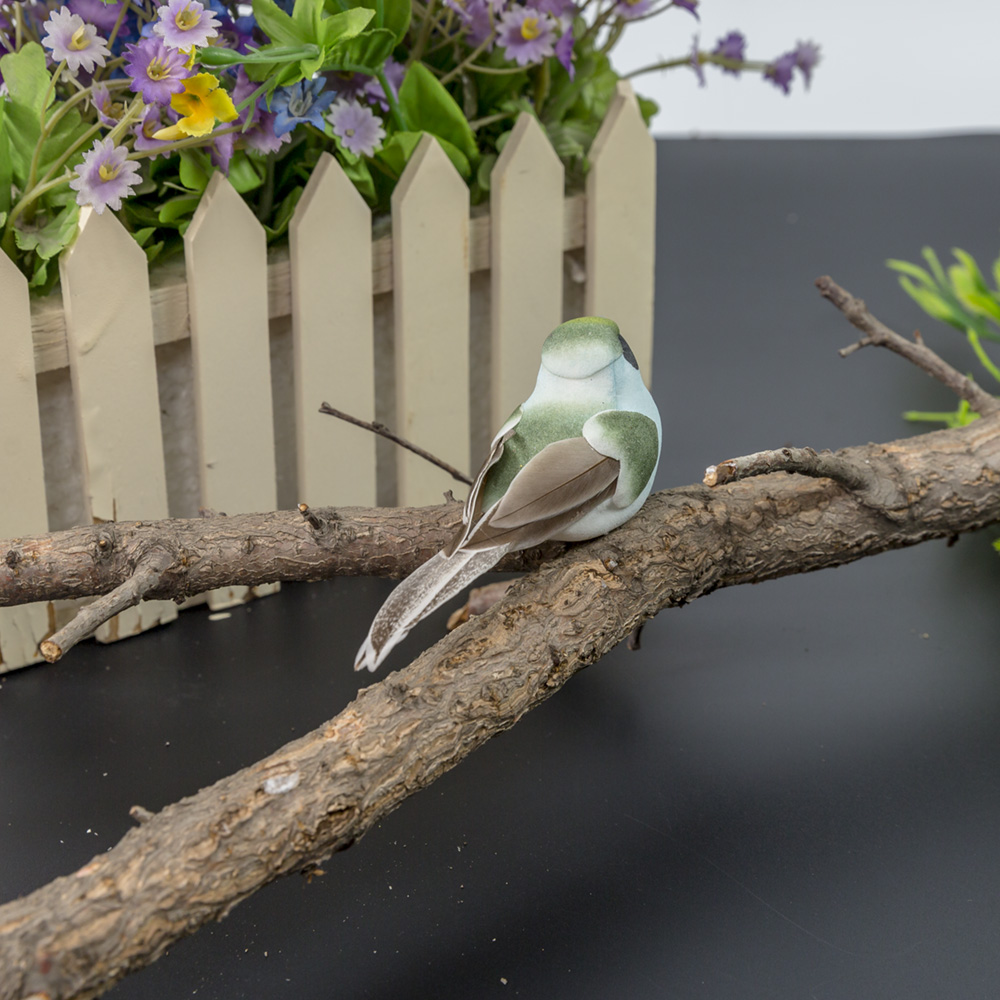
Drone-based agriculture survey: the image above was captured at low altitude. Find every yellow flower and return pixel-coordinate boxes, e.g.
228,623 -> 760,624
152,72 -> 237,141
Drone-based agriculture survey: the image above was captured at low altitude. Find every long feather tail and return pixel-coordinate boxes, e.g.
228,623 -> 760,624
354,545 -> 509,673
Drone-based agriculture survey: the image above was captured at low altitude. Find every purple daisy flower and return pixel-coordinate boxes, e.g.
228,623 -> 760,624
793,40 -> 821,88
362,57 -> 405,112
68,0 -> 127,33
41,6 -> 111,74
764,50 -> 797,94
90,83 -> 126,126
712,30 -> 745,74
328,98 -> 385,157
69,137 -> 141,213
124,36 -> 190,104
132,105 -> 175,156
210,130 -> 236,173
326,70 -> 372,102
270,78 -> 336,136
528,0 -> 575,16
444,0 -> 494,47
554,27 -> 575,79
497,6 -> 556,66
153,0 -> 220,50
232,67 -> 290,154
674,0 -> 699,18
614,0 -> 654,20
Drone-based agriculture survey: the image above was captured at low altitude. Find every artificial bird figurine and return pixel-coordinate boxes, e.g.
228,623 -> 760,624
354,316 -> 662,673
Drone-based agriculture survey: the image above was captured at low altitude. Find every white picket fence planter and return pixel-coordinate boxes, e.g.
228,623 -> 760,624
0,84 -> 656,672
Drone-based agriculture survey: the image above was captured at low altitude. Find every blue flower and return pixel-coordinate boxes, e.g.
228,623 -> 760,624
270,78 -> 336,137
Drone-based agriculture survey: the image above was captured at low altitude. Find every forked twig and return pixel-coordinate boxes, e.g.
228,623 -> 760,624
816,275 -> 1000,417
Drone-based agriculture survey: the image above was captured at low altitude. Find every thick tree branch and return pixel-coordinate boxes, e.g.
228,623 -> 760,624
2,411 -> 1000,999
2,278 -> 1000,997
0,504 -> 567,608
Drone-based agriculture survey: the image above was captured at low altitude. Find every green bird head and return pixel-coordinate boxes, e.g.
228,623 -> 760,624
540,317 -> 635,380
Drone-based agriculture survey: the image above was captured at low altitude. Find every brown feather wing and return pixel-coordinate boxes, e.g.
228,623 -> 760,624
462,437 -> 620,552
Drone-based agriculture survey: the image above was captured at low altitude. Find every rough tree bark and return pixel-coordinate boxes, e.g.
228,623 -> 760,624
0,280 -> 998,999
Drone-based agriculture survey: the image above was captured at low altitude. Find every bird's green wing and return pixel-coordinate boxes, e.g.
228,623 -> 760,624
582,410 -> 660,508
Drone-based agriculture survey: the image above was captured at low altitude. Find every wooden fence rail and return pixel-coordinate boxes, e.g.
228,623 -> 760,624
0,85 -> 656,672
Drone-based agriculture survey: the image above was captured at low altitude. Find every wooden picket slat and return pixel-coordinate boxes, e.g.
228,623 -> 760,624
58,208 -> 178,643
289,152 -> 375,507
0,253 -> 53,671
391,134 -> 471,505
489,113 -> 564,431
185,173 -> 279,608
585,80 -> 657,386
28,194 -> 590,376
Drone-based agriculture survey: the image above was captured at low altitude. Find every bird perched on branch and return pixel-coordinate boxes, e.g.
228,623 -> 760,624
354,317 -> 662,673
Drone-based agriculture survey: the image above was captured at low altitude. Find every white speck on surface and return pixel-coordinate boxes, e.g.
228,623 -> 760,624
263,771 -> 301,795
208,612 -> 232,621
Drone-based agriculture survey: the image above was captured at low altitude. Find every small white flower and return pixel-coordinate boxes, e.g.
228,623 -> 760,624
42,5 -> 111,74
327,98 -> 386,157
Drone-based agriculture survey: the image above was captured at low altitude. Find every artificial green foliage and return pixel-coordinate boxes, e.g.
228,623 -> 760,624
888,246 -> 1000,429
0,1 -> 818,289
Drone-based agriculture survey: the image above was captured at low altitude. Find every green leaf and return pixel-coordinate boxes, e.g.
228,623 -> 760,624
375,129 -> 423,176
252,0 -> 309,46
898,276 -> 964,328
886,258 -> 935,286
13,202 -> 79,259
316,5 -> 373,48
158,194 -> 201,226
476,153 -> 497,192
333,0 -> 410,42
0,101 -> 11,218
339,154 -> 376,203
0,43 -> 53,116
227,152 -> 265,194
398,62 -> 478,165
957,290 -> 1000,326
28,257 -> 49,291
178,149 -> 210,192
132,227 -> 157,248
951,248 -> 990,295
262,184 -> 305,239
435,136 -> 471,178
143,240 -> 165,265
327,26 -> 396,71
991,537 -> 1000,554
636,94 -> 659,127
921,246 -> 949,288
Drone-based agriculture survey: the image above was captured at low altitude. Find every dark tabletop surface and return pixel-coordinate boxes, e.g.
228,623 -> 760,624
3,136 -> 1000,999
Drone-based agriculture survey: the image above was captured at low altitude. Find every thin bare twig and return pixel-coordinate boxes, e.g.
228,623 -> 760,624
38,548 -> 175,662
815,275 -> 1000,417
319,403 -> 473,486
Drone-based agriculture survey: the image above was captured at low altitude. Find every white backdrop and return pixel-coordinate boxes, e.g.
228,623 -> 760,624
611,0 -> 1000,137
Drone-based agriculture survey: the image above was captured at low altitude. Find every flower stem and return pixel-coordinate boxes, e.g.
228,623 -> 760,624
127,123 -> 244,160
625,52 -> 770,79
408,0 -> 439,67
439,30 -> 497,86
106,0 -> 131,56
468,110 -> 516,131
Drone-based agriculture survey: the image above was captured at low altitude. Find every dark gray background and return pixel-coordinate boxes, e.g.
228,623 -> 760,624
3,137 -> 999,998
